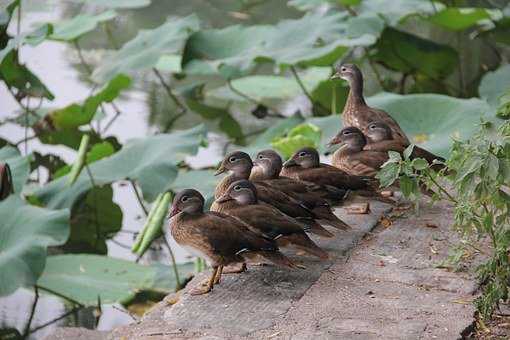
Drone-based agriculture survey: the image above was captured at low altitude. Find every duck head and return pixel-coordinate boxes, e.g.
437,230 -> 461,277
331,64 -> 362,83
253,149 -> 283,179
328,127 -> 367,151
283,147 -> 320,169
215,151 -> 253,176
365,121 -> 393,143
169,189 -> 204,217
216,179 -> 257,205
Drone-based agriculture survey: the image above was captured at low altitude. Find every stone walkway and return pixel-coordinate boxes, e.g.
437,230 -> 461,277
48,199 -> 477,340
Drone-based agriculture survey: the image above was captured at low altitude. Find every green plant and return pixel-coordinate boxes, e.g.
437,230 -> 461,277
378,119 -> 510,318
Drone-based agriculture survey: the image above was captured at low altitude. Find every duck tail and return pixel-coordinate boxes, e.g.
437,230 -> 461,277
296,218 -> 334,238
280,233 -> 329,260
310,206 -> 351,230
258,250 -> 299,269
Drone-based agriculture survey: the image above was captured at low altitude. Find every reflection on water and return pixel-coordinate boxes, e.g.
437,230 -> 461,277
0,0 -> 301,337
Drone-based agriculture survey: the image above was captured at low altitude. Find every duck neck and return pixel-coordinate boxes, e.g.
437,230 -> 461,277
344,73 -> 366,112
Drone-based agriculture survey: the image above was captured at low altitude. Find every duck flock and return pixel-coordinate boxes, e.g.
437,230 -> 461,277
168,64 -> 445,295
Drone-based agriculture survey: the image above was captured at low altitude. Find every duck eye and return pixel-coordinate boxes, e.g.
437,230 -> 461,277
181,196 -> 188,202
298,152 -> 306,157
341,67 -> 347,72
229,157 -> 237,162
369,124 -> 376,129
233,185 -> 241,191
258,154 -> 264,159
343,130 -> 351,135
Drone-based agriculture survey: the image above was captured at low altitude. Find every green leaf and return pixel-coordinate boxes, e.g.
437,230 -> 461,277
206,67 -> 330,103
0,196 -> 69,296
428,7 -> 493,31
186,99 -> 244,143
54,141 -> 116,178
358,0 -> 442,25
0,50 -> 54,100
172,169 -> 217,204
50,11 -> 117,41
412,158 -> 429,170
388,150 -> 402,163
373,27 -> 458,79
64,185 -> 122,254
479,64 -> 510,108
37,254 -> 194,306
0,23 -> 53,62
47,74 -> 131,129
0,146 -> 30,194
182,11 -> 378,75
311,79 -> 349,115
289,0 -> 361,11
403,144 -> 414,160
399,175 -> 417,198
71,0 -> 151,9
154,54 -> 182,73
376,162 -> 400,187
92,15 -> 200,83
367,93 -> 491,157
33,125 -> 206,209
272,123 -> 322,159
241,114 -> 304,156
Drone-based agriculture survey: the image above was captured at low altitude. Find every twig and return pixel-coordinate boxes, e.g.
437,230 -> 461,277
23,286 -> 39,337
399,73 -> 409,94
152,68 -> 187,114
290,65 -> 314,103
102,102 -> 122,134
162,236 -> 181,290
28,306 -> 84,335
130,180 -> 148,216
163,111 -> 186,133
36,285 -> 84,307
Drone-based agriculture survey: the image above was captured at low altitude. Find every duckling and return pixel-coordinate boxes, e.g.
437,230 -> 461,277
364,121 -> 446,172
281,146 -> 375,190
329,127 -> 388,177
213,151 -> 349,235
215,180 -> 329,260
250,149 -> 347,205
331,64 -> 409,145
169,189 -> 296,295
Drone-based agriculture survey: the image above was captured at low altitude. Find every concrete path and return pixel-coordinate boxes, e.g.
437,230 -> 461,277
103,199 -> 476,340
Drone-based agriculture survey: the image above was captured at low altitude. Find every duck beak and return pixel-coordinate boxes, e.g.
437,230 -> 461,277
214,163 -> 226,176
330,72 -> 341,80
283,159 -> 297,168
168,206 -> 180,218
216,193 -> 232,203
327,136 -> 342,147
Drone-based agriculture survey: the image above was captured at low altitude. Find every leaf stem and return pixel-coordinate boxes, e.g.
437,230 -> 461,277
425,171 -> 458,204
162,236 -> 182,290
35,285 -> 85,307
290,65 -> 313,103
23,286 -> 39,337
152,68 -> 187,114
130,180 -> 148,216
28,306 -> 84,335
73,40 -> 93,75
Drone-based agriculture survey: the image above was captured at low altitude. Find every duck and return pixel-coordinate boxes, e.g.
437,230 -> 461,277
250,149 -> 347,205
281,146 -> 375,190
169,189 -> 296,295
331,64 -> 409,145
214,180 -> 329,260
329,127 -> 389,177
212,151 -> 350,235
364,121 -> 446,172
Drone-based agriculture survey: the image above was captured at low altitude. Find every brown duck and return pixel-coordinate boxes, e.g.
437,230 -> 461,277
169,189 -> 296,295
331,64 -> 409,145
281,147 -> 374,190
250,149 -> 347,205
329,127 -> 388,177
364,121 -> 446,172
212,151 -> 349,235
215,180 -> 329,259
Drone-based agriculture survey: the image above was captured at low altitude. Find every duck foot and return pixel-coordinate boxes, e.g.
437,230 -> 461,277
190,266 -> 218,296
222,262 -> 247,274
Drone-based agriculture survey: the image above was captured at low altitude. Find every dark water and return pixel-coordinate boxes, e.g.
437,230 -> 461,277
0,0 -> 302,338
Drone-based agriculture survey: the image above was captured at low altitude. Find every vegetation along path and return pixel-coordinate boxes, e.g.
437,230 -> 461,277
47,198 -> 477,339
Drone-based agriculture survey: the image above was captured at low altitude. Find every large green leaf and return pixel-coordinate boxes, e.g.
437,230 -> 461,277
64,185 -> 122,254
92,15 -> 200,83
45,74 -> 131,130
478,64 -> 510,108
50,11 -> 117,41
272,123 -> 322,158
206,67 -> 330,103
358,0 -> 441,25
289,0 -> 361,11
365,93 -> 491,157
33,125 -> 206,209
373,27 -> 458,80
0,196 -> 69,296
0,23 -> 52,62
182,11 -> 378,76
37,254 -> 194,306
0,146 -> 30,194
71,0 -> 151,9
428,7 -> 494,31
172,169 -> 217,203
